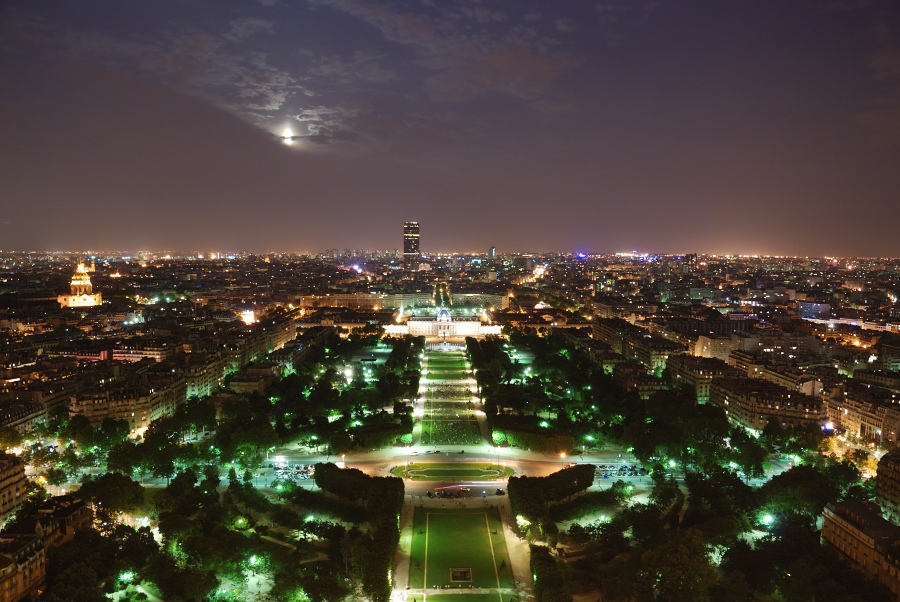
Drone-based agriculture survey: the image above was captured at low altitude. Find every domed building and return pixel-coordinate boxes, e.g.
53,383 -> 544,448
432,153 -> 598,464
394,288 -> 501,339
58,262 -> 102,308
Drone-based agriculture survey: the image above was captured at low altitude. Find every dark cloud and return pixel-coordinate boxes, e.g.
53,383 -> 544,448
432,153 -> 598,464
425,46 -> 571,101
855,49 -> 900,145
460,6 -> 508,24
555,18 -> 577,33
308,51 -> 399,83
2,0 -> 900,255
594,1 -> 628,25
225,17 -> 274,42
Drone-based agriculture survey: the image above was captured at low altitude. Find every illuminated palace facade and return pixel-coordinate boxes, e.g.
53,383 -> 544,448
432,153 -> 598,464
58,263 -> 102,308
384,282 -> 502,339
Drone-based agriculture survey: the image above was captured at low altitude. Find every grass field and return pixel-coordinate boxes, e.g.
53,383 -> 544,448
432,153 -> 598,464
426,401 -> 477,410
421,418 -> 481,445
409,508 -> 515,591
392,462 -> 513,480
424,354 -> 468,381
421,594 -> 518,602
426,370 -> 467,380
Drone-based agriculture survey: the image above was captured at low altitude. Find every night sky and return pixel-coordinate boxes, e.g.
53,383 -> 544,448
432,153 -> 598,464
2,1 -> 899,256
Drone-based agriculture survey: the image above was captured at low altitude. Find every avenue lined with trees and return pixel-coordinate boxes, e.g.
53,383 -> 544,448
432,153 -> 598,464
2,323 -> 889,601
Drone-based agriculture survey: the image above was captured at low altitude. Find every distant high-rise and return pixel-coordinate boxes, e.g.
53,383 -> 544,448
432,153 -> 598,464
488,246 -> 496,260
403,221 -> 420,266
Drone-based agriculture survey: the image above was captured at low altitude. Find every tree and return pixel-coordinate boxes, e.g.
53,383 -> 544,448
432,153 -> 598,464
78,473 -> 145,515
823,458 -> 861,498
96,418 -> 130,452
145,554 -> 218,602
759,465 -> 836,524
148,446 -> 177,483
732,437 -> 768,479
619,503 -> 665,544
721,539 -> 777,594
0,426 -> 23,450
44,466 -> 68,491
640,528 -> 717,602
597,552 -> 642,601
66,414 -> 94,447
375,372 -> 402,402
107,441 -> 141,476
329,432 -> 352,454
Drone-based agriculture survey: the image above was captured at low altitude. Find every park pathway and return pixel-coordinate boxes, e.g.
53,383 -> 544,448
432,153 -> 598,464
396,346 -> 534,601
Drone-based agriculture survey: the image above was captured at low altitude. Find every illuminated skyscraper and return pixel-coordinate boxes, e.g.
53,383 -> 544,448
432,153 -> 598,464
403,221 -> 420,266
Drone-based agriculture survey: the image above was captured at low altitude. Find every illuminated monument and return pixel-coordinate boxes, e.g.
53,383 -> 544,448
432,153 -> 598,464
58,262 -> 102,308
386,280 -> 501,339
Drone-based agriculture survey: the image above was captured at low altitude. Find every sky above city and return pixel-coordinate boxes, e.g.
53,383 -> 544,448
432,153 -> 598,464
2,0 -> 900,256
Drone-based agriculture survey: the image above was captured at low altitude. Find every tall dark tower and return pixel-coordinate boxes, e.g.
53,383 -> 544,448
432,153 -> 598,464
403,221 -> 420,267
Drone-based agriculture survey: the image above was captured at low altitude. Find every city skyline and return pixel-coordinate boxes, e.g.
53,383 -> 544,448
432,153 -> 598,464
2,0 -> 900,255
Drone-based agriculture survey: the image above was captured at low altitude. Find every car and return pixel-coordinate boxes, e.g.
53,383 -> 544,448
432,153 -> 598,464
410,451 -> 418,455
460,487 -> 471,492
495,488 -> 505,496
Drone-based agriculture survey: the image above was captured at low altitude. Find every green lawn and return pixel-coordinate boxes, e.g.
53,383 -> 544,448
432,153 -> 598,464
426,370 -> 468,380
409,508 -> 515,590
425,354 -> 468,380
420,594 -> 517,602
392,462 -> 513,480
421,418 -> 482,446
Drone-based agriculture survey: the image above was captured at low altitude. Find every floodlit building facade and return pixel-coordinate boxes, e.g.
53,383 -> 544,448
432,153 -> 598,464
0,455 -> 26,529
821,501 -> 900,598
57,262 -> 102,308
877,451 -> 900,524
708,377 -> 825,434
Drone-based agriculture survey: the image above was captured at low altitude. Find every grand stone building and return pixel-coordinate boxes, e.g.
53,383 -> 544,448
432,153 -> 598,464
57,262 -> 102,308
388,308 -> 501,339
0,454 -> 26,529
295,292 -> 508,312
821,501 -> 900,598
877,450 -> 900,523
708,377 -> 825,434
68,374 -> 187,436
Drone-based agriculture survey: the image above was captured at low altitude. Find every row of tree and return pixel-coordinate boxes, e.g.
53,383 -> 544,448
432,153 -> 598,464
530,544 -> 571,602
509,465 -> 596,534
490,425 -> 574,454
313,463 -> 404,602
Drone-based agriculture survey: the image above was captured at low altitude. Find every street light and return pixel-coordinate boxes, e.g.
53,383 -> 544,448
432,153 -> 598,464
560,452 -> 566,467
